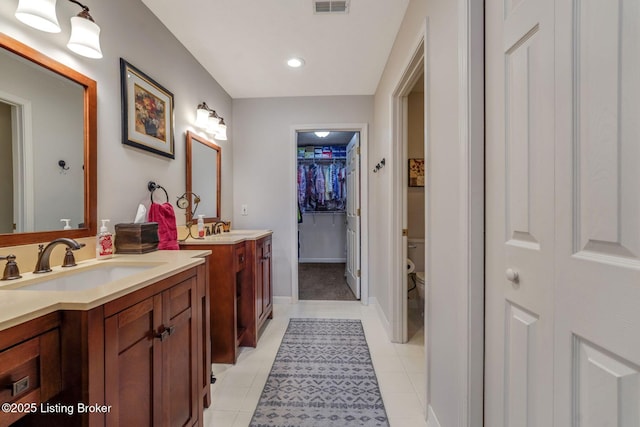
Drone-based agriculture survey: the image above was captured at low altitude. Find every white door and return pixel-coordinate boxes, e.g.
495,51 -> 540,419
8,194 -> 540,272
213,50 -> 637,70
345,134 -> 360,299
485,0 -> 555,423
487,0 -> 640,424
553,0 -> 640,424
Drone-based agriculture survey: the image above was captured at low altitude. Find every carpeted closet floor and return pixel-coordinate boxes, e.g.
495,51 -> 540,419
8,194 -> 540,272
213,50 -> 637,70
298,263 -> 357,301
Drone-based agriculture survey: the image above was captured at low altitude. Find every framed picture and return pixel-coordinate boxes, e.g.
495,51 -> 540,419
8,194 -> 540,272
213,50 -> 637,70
120,58 -> 174,159
408,158 -> 425,187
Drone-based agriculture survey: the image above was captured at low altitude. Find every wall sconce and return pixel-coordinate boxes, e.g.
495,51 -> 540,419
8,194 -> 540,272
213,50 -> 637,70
15,0 -> 103,59
196,102 -> 228,141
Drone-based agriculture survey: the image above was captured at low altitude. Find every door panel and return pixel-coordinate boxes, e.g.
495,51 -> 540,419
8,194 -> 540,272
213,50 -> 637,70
486,0 -> 554,422
554,0 -> 640,423
345,135 -> 360,299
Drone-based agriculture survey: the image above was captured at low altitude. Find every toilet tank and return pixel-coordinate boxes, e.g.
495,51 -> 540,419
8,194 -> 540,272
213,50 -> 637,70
407,238 -> 425,273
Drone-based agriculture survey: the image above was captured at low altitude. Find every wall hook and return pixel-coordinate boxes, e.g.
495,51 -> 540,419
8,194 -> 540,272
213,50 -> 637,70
58,160 -> 70,171
373,158 -> 386,173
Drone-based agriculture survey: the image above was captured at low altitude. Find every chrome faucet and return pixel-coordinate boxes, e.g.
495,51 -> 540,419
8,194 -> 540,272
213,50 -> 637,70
34,238 -> 85,273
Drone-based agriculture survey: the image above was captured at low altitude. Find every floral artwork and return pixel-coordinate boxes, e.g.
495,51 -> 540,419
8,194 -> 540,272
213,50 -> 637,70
409,158 -> 425,187
120,59 -> 174,159
134,84 -> 166,141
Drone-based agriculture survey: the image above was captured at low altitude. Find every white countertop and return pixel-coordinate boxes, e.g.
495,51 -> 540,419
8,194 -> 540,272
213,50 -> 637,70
0,249 -> 210,332
179,229 -> 272,245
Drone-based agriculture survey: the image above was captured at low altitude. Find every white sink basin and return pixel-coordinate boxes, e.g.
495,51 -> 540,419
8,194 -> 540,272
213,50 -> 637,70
12,263 -> 157,292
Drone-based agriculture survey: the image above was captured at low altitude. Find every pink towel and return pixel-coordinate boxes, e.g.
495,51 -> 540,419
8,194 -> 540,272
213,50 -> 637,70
147,202 -> 179,250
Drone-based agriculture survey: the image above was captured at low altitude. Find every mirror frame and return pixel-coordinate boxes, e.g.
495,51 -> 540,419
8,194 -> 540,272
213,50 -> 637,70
186,131 -> 221,224
0,33 -> 97,247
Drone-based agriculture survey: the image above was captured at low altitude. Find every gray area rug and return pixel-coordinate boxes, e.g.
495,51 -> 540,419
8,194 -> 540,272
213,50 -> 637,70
298,263 -> 357,301
250,318 -> 389,427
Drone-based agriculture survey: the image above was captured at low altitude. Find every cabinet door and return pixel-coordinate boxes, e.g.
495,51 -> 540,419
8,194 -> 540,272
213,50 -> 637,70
256,237 -> 273,325
105,295 -> 163,427
161,278 -> 198,427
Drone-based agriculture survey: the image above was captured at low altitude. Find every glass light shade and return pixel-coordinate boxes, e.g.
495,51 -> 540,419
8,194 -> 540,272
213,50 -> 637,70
315,131 -> 330,138
215,122 -> 227,141
67,16 -> 103,59
15,0 -> 61,33
196,107 -> 209,128
207,115 -> 220,134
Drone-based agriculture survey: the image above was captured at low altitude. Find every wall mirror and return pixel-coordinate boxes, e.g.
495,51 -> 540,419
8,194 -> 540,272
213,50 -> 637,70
0,33 -> 97,247
186,131 -> 220,223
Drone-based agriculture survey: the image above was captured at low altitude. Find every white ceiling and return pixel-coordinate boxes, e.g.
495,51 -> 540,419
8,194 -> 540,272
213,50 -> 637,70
141,0 -> 410,99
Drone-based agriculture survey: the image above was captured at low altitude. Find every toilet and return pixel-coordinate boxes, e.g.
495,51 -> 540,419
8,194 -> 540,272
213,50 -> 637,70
407,238 -> 426,309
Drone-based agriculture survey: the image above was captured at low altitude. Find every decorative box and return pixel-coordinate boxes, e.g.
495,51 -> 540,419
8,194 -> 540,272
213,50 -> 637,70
115,222 -> 159,254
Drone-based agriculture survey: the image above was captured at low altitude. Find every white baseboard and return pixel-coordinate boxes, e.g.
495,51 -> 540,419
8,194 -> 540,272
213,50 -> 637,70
427,405 -> 441,427
298,258 -> 347,263
273,296 -> 293,304
369,297 -> 393,339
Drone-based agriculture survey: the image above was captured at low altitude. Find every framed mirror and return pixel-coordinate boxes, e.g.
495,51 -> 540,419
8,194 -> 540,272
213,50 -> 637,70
186,131 -> 221,223
0,33 -> 97,247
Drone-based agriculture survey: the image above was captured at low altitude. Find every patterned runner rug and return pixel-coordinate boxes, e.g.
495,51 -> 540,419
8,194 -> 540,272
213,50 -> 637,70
250,318 -> 389,427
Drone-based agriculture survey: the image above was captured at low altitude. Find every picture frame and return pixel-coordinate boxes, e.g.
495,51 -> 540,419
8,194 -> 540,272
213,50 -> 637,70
408,158 -> 425,187
120,58 -> 175,159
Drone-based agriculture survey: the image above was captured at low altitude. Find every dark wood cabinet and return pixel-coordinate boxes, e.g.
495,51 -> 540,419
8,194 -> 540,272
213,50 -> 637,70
104,275 -> 198,427
3,262 -> 210,427
254,236 -> 273,334
0,313 -> 62,427
181,232 -> 273,364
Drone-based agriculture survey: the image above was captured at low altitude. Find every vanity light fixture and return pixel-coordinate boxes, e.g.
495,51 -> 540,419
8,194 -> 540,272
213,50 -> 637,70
196,102 -> 228,141
15,0 -> 103,59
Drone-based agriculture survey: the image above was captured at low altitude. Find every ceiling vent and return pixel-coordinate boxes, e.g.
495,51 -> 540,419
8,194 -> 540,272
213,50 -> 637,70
314,1 -> 349,14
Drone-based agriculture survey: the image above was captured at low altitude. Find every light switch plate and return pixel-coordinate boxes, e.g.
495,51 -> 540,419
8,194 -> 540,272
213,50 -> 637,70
241,204 -> 248,216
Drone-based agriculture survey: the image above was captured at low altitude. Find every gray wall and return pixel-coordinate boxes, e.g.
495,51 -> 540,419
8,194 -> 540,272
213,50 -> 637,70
232,95 -> 373,298
0,0 -> 233,228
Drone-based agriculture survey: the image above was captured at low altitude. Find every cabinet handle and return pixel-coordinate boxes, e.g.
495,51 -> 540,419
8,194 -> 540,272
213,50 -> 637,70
155,328 -> 170,341
239,255 -> 245,263
9,376 -> 30,396
262,255 -> 270,260
167,325 -> 176,336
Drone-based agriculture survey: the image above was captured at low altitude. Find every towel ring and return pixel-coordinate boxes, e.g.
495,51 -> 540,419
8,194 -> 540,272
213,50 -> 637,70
148,181 -> 169,203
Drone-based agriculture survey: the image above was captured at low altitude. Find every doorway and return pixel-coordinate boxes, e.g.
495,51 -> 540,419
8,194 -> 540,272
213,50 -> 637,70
296,130 -> 359,301
290,123 -> 369,304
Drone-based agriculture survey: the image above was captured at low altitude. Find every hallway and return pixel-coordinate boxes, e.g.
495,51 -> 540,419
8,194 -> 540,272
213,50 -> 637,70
205,301 -> 427,426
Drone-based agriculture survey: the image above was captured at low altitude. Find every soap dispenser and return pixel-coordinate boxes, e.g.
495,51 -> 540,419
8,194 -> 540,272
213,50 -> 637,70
197,215 -> 205,238
96,219 -> 113,259
61,219 -> 72,230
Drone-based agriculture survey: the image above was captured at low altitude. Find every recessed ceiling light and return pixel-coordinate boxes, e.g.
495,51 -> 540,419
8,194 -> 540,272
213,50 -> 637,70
315,131 -> 330,138
287,57 -> 305,68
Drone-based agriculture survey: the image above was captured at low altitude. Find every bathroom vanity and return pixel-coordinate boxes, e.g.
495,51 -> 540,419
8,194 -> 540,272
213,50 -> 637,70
180,230 -> 273,364
0,250 -> 211,427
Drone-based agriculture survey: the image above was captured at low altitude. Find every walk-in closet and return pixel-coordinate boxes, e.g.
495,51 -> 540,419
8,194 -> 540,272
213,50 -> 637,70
297,130 -> 359,300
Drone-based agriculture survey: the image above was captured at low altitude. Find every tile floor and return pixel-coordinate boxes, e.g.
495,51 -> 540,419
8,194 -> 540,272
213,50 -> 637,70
203,300 -> 427,427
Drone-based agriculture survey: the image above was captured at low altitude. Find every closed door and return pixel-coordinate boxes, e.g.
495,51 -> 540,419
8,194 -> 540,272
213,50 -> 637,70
553,0 -> 640,424
345,134 -> 361,299
485,0 -> 556,423
486,0 -> 640,424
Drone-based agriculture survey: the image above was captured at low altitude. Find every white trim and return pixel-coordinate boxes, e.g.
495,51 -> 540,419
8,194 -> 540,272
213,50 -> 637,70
426,405 -> 442,427
290,123 -> 369,305
390,22 -> 427,345
273,296 -> 293,305
457,0 -> 485,425
0,91 -> 34,233
298,258 -> 347,263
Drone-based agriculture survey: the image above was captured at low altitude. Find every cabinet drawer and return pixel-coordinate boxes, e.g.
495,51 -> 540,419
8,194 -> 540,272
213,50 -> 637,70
0,337 -> 40,405
235,245 -> 246,272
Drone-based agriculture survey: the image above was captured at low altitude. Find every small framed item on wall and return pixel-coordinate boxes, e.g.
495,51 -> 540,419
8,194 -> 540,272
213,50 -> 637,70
120,58 -> 175,159
408,158 -> 425,187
